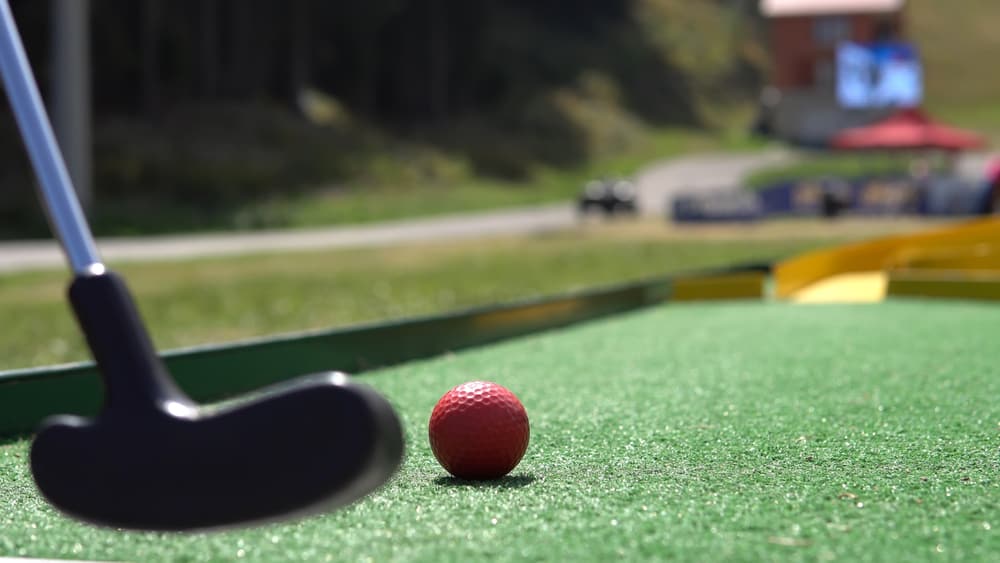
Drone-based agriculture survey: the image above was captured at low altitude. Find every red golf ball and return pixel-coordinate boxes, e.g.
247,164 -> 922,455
428,381 -> 530,480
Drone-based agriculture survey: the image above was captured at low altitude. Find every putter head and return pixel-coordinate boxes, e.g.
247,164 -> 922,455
30,270 -> 404,531
31,371 -> 404,531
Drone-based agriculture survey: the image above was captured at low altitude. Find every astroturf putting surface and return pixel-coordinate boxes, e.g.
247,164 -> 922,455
1,300 -> 998,561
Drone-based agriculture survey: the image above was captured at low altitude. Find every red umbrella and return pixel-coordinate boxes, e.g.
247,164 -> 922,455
830,108 -> 987,151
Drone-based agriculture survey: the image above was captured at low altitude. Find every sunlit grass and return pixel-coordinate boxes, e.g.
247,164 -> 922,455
82,127 -> 768,237
0,217 -> 943,371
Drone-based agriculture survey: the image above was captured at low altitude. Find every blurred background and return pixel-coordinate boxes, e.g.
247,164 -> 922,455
0,0 -> 998,367
1,0 -> 992,239
0,0 -> 763,236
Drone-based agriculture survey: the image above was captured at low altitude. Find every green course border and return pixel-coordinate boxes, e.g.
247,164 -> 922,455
0,275 -> 676,437
0,262 -> 772,437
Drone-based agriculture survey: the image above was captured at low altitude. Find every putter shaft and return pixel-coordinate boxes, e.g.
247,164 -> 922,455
0,0 -> 102,275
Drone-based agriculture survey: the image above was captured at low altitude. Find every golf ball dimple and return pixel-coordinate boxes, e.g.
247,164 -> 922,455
428,381 -> 530,480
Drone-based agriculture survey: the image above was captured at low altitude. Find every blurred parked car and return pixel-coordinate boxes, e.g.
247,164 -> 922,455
578,178 -> 638,216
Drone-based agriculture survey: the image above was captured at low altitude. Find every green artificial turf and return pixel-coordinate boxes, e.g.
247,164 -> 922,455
1,299 -> 998,561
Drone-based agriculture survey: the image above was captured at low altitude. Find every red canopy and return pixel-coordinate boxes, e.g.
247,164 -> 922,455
830,108 -> 987,151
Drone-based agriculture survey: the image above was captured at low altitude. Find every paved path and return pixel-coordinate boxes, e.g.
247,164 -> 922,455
633,148 -> 797,216
0,150 -> 796,273
0,204 -> 577,273
0,148 -> 992,273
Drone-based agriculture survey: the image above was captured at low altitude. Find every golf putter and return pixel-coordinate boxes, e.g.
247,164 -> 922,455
0,1 -> 403,531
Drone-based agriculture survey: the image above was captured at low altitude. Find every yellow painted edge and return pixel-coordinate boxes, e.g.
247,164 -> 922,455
672,273 -> 765,301
887,271 -> 1000,301
889,242 -> 1000,272
790,271 -> 887,304
470,298 -> 583,330
774,218 -> 1000,299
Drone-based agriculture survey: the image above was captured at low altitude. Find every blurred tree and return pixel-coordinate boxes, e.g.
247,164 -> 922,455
17,0 -> 758,125
286,0 -> 308,103
0,0 -> 764,227
140,0 -> 160,120
198,0 -> 219,98
335,1 -> 406,116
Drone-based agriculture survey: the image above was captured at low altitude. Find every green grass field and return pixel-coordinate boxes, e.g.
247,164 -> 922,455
1,299 -> 997,561
910,0 -> 1000,139
213,128 -> 761,232
77,127 -> 765,238
0,217 -> 947,371
0,226 -> 838,370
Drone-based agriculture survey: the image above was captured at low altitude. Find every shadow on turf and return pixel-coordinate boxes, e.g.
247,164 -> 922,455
433,474 -> 536,489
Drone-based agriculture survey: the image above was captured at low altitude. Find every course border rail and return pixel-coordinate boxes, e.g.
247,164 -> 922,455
0,263 -> 769,436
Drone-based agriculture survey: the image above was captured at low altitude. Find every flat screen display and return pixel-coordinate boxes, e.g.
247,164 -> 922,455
836,41 -> 922,109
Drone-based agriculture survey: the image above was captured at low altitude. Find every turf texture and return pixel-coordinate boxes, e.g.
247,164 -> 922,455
0,299 -> 998,561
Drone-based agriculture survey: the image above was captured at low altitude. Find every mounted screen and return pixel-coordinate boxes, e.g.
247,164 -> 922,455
836,41 -> 922,109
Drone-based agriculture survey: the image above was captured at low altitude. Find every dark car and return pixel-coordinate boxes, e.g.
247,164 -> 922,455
578,178 -> 638,216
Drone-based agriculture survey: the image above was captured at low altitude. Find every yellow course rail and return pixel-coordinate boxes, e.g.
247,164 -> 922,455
774,218 -> 1000,303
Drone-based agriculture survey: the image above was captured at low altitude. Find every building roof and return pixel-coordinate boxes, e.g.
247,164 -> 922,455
761,0 -> 905,17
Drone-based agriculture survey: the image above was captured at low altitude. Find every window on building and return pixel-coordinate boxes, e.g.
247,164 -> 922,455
874,18 -> 897,41
814,16 -> 850,47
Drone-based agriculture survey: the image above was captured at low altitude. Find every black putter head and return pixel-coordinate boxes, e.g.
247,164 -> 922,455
30,271 -> 405,531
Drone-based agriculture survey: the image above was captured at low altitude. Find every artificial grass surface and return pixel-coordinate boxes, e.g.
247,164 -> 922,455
1,299 -> 998,561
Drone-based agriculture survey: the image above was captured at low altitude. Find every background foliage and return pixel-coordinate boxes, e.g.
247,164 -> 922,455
1,0 -> 995,237
0,1 -> 763,234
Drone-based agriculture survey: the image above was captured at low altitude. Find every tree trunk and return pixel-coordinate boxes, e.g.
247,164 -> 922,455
50,0 -> 92,211
426,0 -> 448,121
357,34 -> 379,116
227,0 -> 254,96
288,0 -> 309,105
199,0 -> 219,99
141,0 -> 161,119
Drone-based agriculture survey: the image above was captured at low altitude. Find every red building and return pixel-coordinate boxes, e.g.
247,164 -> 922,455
759,0 -> 908,144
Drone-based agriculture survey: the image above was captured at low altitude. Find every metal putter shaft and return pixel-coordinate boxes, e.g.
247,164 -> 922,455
0,1 -> 404,531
